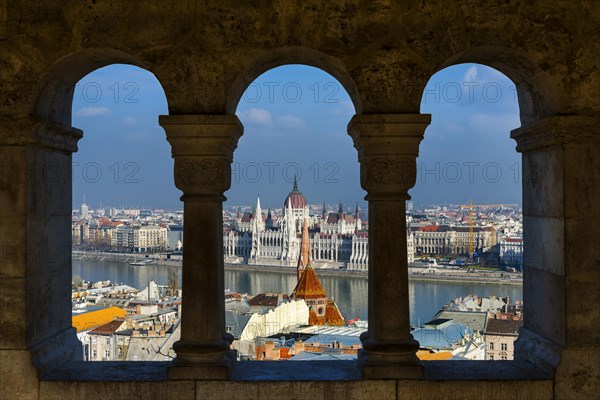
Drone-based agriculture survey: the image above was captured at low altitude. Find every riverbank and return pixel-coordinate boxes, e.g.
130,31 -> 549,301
72,250 -> 522,286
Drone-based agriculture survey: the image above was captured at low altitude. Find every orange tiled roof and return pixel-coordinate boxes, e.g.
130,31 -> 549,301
72,306 -> 126,333
308,309 -> 325,325
416,350 -> 453,360
89,319 -> 125,335
324,300 -> 345,326
291,261 -> 327,299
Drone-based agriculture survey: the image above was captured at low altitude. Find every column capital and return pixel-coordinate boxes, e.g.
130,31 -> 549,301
347,113 -> 430,197
511,115 -> 599,153
159,114 -> 243,197
0,117 -> 82,153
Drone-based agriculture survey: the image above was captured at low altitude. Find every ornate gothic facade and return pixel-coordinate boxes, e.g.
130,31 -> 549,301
224,180 -> 415,269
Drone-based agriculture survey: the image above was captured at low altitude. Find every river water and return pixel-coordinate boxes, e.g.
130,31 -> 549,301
73,259 -> 522,325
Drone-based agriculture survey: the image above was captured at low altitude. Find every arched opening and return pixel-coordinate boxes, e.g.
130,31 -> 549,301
26,51 -> 176,374
31,49 -> 151,127
226,47 -> 363,115
224,64 -> 365,361
412,45 -> 569,375
69,64 -> 181,362
411,63 -> 523,361
435,46 -> 559,126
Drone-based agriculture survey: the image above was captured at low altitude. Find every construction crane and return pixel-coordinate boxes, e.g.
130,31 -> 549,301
458,201 -> 507,259
459,200 -> 475,259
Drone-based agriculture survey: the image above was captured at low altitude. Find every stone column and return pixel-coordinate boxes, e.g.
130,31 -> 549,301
1,117 -> 83,394
159,115 -> 242,380
511,115 -> 600,398
348,113 -> 430,379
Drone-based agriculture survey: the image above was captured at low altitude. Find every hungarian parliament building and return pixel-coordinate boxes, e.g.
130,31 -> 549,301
223,179 -> 413,270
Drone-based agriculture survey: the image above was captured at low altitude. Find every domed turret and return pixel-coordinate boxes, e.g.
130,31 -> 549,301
283,176 -> 307,209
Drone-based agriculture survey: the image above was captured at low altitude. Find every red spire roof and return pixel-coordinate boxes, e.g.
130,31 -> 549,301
291,260 -> 328,299
324,300 -> 345,326
299,218 -> 310,268
308,309 -> 322,325
290,218 -> 345,326
297,218 -> 310,281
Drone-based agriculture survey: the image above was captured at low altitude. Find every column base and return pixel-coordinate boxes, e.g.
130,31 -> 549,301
168,340 -> 234,380
514,326 -> 561,375
29,327 -> 83,378
359,349 -> 423,379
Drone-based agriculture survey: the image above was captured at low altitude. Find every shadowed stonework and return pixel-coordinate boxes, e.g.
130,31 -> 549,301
0,1 -> 598,399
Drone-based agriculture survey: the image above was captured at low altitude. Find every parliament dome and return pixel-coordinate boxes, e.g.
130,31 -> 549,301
283,177 -> 307,209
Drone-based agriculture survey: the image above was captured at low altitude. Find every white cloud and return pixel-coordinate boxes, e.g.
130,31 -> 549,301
441,122 -> 466,135
125,131 -> 151,143
333,99 -> 356,116
238,108 -> 272,125
276,115 -> 306,129
74,106 -> 111,117
123,116 -> 137,127
463,66 -> 478,82
469,113 -> 521,135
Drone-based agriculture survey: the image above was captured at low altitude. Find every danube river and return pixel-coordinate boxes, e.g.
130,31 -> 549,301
73,259 -> 522,325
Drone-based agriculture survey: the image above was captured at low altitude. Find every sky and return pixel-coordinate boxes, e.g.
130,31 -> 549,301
71,63 -> 521,210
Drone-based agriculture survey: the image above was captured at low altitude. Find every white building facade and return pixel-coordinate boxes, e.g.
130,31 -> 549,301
223,180 -> 414,270
499,237 -> 523,268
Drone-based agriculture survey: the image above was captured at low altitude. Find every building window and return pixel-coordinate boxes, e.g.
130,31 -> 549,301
501,343 -> 507,351
104,350 -> 110,359
489,342 -> 494,350
501,356 -> 507,360
489,354 -> 494,360
92,350 -> 97,358
106,337 -> 110,345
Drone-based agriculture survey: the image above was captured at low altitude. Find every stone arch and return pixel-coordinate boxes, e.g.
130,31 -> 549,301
419,47 -> 569,375
226,46 -> 363,115
434,45 -> 558,125
30,48 -> 159,128
24,49 -> 171,375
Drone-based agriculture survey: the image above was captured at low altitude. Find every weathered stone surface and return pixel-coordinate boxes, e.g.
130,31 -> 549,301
397,380 -> 553,400
520,147 -> 564,218
0,278 -> 27,348
563,143 -> 600,220
0,2 -> 595,121
565,272 -> 600,347
0,350 -> 39,400
26,214 -> 71,273
523,267 -> 565,347
197,381 -> 260,400
0,215 -> 26,278
0,146 -> 26,217
522,216 -> 564,275
40,381 -> 195,400
554,348 -> 600,400
249,381 -> 395,400
27,266 -> 72,346
564,218 -> 600,277
26,146 -> 72,217
0,1 -> 598,399
161,116 -> 242,377
515,327 -> 562,376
